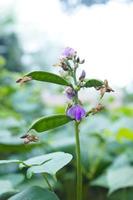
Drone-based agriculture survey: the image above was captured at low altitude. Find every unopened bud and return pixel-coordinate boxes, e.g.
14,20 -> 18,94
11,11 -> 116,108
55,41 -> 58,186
65,87 -> 76,99
79,70 -> 86,81
76,57 -> 80,63
79,59 -> 85,64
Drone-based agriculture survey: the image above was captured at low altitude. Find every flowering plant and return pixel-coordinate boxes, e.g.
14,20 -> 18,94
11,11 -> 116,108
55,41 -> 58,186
17,47 -> 114,200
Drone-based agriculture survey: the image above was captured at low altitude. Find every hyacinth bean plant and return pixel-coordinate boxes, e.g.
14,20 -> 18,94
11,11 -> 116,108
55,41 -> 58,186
16,47 -> 114,200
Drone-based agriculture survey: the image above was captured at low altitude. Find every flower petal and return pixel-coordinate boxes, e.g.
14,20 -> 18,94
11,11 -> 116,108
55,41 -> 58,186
66,105 -> 86,121
62,47 -> 76,58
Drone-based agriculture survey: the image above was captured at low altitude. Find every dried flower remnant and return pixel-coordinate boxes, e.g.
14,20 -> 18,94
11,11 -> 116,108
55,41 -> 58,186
90,103 -> 104,115
67,104 -> 86,121
16,76 -> 32,86
53,59 -> 69,71
20,134 -> 39,144
96,79 -> 114,98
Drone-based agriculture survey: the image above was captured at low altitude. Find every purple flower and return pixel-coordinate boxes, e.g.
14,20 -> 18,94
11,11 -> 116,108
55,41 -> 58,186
65,87 -> 76,99
67,104 -> 86,121
62,47 -> 76,58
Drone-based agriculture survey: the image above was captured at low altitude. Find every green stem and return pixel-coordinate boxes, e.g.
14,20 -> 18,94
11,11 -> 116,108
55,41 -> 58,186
75,121 -> 82,200
42,173 -> 53,192
73,66 -> 78,85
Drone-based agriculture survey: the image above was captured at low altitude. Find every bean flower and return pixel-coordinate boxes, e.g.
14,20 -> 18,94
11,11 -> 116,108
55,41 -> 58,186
61,47 -> 76,58
67,104 -> 86,121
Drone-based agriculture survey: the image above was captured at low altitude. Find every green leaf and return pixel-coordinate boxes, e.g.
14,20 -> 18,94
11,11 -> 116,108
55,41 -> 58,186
0,180 -> 14,195
20,152 -> 73,178
91,174 -> 109,188
107,166 -> 133,195
0,191 -> 17,200
9,186 -> 60,200
116,128 -> 133,141
26,71 -> 70,86
28,114 -> 73,133
1,174 -> 24,187
84,79 -> 104,88
108,188 -> 133,200
109,154 -> 130,170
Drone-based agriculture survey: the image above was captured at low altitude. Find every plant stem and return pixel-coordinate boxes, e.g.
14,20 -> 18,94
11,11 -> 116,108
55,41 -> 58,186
42,173 -> 54,192
75,121 -> 82,200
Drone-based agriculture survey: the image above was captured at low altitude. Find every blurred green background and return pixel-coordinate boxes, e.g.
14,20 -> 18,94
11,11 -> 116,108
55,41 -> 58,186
0,1 -> 133,200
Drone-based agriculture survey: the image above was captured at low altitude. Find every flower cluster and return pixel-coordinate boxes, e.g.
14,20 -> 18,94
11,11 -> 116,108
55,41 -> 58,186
55,47 -> 114,122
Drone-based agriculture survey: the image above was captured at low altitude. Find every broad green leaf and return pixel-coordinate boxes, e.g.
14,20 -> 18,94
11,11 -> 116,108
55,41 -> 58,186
91,174 -> 109,188
26,71 -> 70,86
1,174 -> 24,187
28,114 -> 72,133
0,180 -> 14,195
116,128 -> 133,141
107,166 -> 133,195
9,186 -> 60,200
108,188 -> 133,200
84,79 -> 104,88
115,106 -> 133,117
0,191 -> 17,200
108,154 -> 130,170
20,152 -> 73,178
0,143 -> 40,153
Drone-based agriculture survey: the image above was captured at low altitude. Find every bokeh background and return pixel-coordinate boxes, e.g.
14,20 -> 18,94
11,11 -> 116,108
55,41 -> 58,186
0,0 -> 133,200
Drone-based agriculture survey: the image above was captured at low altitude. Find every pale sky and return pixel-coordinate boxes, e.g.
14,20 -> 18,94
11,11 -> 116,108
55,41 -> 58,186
0,0 -> 133,87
